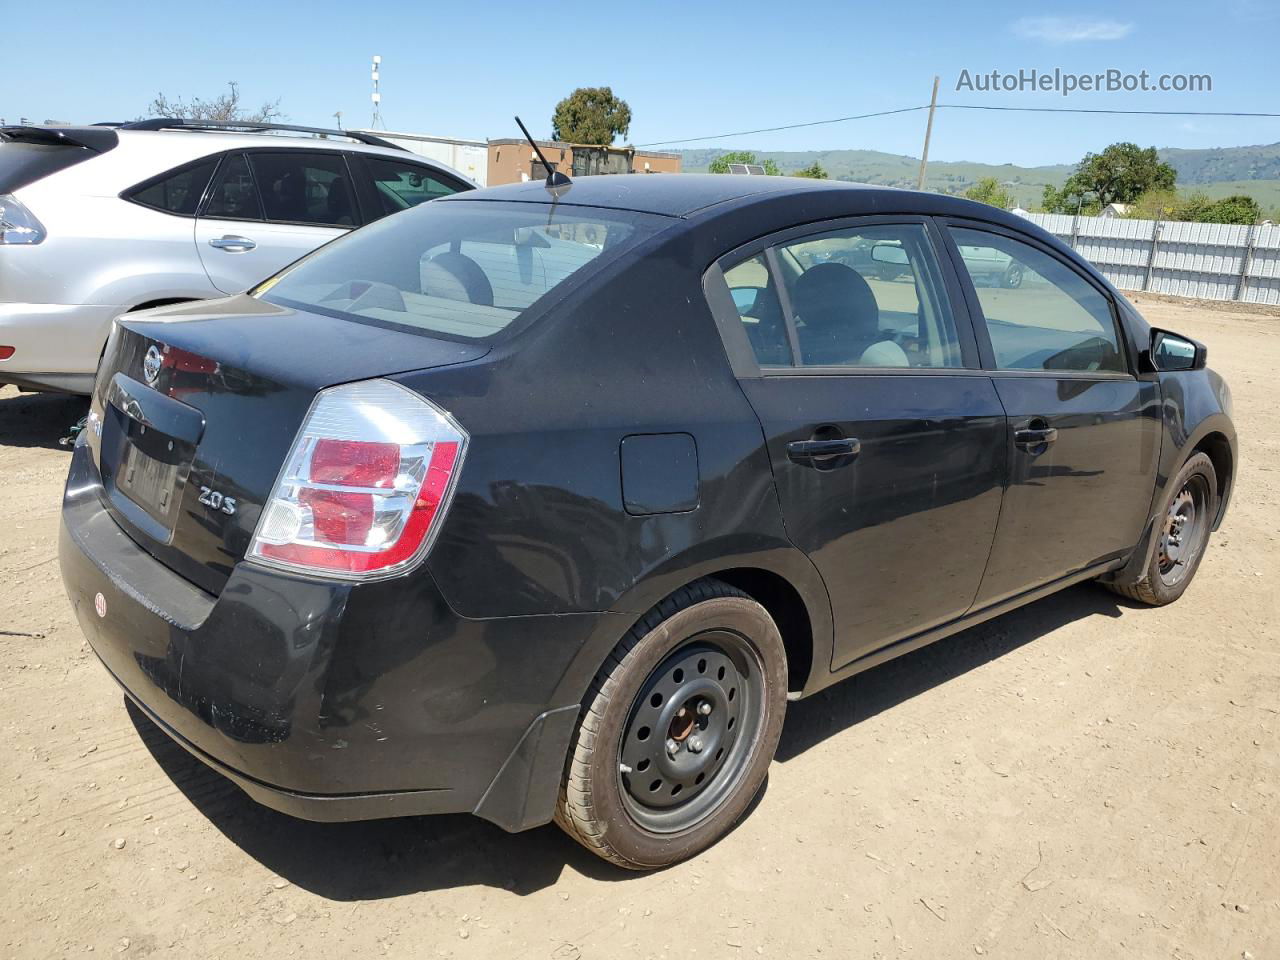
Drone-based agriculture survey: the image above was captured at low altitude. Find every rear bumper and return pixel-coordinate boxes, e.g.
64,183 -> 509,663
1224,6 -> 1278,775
0,301 -> 120,392
59,440 -> 603,830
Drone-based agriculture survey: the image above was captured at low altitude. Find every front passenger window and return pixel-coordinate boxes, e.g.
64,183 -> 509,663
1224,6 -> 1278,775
950,228 -> 1126,374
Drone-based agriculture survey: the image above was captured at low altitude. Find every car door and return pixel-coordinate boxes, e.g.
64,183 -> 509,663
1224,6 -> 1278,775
709,218 -> 1007,669
941,222 -> 1161,606
194,150 -> 357,294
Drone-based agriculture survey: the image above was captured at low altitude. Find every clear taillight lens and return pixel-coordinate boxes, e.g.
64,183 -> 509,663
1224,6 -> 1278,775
0,194 -> 46,244
248,379 -> 467,580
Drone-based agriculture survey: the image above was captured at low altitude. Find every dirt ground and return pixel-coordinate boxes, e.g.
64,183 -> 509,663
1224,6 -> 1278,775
2,297 -> 1277,960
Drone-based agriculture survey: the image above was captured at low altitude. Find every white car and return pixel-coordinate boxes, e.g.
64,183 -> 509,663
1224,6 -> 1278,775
0,120 -> 475,394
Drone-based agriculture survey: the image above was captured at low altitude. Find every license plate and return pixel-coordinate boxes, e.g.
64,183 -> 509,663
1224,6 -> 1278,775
118,444 -> 181,524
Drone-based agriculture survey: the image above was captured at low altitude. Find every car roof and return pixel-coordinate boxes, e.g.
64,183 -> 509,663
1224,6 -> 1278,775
440,173 -> 1032,227
440,173 -> 872,217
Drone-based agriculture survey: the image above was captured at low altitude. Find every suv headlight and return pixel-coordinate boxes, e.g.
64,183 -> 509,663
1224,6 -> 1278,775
0,194 -> 46,244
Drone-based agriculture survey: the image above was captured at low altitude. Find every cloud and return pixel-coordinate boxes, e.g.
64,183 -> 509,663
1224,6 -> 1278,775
1011,16 -> 1134,43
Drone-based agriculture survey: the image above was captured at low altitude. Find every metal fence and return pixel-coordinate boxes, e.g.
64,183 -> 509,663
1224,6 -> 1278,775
1016,212 -> 1280,306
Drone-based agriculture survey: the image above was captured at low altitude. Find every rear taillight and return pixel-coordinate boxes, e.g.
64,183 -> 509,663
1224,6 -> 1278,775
248,379 -> 467,580
0,194 -> 46,245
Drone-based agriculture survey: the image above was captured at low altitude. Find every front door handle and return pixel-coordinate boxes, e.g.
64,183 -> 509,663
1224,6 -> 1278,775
1014,422 -> 1059,449
787,437 -> 861,467
208,235 -> 257,252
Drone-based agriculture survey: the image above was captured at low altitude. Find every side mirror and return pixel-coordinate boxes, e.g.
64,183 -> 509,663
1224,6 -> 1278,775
870,242 -> 909,265
1150,329 -> 1206,372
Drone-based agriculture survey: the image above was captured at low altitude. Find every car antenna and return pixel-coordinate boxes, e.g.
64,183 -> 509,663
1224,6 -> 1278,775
515,116 -> 571,196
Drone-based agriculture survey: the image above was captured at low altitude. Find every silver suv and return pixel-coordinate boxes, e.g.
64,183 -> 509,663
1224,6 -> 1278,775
0,120 -> 474,394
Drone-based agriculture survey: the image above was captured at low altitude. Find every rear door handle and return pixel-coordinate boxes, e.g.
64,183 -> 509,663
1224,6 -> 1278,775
208,235 -> 257,252
1014,426 -> 1059,448
787,437 -> 860,467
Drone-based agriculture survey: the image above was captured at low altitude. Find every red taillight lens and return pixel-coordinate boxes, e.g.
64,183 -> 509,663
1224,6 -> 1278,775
310,439 -> 400,488
248,380 -> 467,580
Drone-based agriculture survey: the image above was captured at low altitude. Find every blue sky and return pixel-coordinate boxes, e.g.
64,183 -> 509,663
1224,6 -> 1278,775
5,0 -> 1278,167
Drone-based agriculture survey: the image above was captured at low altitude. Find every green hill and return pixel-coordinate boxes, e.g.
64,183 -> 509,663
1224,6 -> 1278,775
677,143 -> 1280,214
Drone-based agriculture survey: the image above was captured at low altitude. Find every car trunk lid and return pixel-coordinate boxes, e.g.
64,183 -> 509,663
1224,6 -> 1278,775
90,295 -> 487,595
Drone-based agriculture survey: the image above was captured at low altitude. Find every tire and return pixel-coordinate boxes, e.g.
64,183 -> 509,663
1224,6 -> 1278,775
1003,264 -> 1024,288
555,579 -> 788,870
1107,452 -> 1217,606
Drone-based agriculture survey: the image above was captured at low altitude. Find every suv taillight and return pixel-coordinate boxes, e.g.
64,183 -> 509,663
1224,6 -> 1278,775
0,194 -> 46,244
248,379 -> 467,579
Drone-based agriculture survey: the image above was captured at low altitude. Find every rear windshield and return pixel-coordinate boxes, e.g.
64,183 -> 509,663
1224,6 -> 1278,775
258,200 -> 670,340
0,141 -> 101,193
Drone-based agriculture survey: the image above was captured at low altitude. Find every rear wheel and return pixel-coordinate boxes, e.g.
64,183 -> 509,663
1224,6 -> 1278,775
1107,452 -> 1217,605
555,579 -> 787,870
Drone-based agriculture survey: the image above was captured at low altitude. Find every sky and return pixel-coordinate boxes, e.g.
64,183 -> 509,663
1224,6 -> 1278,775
4,0 -> 1279,168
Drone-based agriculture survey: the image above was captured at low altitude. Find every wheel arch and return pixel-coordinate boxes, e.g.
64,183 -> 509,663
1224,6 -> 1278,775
1191,429 -> 1234,529
551,542 -> 833,710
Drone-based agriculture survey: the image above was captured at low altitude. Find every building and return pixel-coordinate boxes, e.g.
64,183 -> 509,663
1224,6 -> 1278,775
1100,202 -> 1131,219
351,130 -> 488,185
487,138 -> 680,186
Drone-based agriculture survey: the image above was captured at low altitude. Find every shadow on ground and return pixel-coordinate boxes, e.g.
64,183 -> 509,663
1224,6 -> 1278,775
0,389 -> 87,451
129,581 -> 1129,900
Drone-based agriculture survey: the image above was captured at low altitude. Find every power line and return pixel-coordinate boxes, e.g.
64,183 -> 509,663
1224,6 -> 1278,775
636,106 -> 929,147
939,103 -> 1280,118
638,102 -> 1280,148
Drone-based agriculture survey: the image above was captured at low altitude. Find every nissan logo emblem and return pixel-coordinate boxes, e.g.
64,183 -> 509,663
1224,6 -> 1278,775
143,345 -> 163,385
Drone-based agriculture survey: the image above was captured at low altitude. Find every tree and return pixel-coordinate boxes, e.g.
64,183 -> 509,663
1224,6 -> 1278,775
1043,142 -> 1176,213
708,151 -> 781,176
144,81 -> 283,124
794,162 -> 828,179
1126,189 -> 1260,225
550,87 -> 631,145
964,177 -> 1013,209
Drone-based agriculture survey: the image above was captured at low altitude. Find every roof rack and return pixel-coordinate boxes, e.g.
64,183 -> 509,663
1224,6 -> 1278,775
113,119 -> 406,151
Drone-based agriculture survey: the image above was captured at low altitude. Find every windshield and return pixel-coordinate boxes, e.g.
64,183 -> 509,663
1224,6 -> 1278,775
258,200 -> 670,341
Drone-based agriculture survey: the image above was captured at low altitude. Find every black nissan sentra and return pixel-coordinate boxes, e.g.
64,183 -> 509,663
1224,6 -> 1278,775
59,172 -> 1235,870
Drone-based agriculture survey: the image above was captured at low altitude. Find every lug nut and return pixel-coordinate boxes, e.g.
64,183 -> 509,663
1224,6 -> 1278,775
697,701 -> 712,716
688,737 -> 704,754
666,738 -> 679,756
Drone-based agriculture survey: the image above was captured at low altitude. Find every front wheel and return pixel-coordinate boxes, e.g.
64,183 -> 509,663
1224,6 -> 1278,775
1107,452 -> 1217,605
555,580 -> 787,870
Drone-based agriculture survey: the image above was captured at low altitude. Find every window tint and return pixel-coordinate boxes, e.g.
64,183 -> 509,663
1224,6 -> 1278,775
202,154 -> 262,221
128,158 -> 218,216
738,223 -> 963,369
950,227 -> 1126,374
363,157 -> 461,219
258,201 -> 666,341
724,255 -> 791,366
248,152 -> 355,226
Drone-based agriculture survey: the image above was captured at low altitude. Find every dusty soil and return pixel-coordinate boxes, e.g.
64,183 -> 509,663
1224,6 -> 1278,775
2,299 -> 1277,960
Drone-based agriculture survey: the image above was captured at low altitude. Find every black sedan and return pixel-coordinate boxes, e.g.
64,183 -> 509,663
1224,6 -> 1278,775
59,173 -> 1235,870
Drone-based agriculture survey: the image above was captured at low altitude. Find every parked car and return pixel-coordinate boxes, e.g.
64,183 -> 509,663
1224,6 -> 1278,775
59,174 -> 1235,871
0,120 -> 474,394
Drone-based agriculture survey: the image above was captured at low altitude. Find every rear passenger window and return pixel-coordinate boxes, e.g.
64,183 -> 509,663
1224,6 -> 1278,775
950,228 -> 1126,374
248,153 -> 355,227
724,223 -> 964,369
363,157 -> 461,219
202,154 -> 262,221
127,158 -> 218,216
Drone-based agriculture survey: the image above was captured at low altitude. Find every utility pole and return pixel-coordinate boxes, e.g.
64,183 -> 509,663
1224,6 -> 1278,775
916,75 -> 940,191
371,55 -> 382,129
333,110 -> 343,130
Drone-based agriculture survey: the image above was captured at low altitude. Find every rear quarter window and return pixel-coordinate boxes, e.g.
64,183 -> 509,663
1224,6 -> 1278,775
124,157 -> 219,216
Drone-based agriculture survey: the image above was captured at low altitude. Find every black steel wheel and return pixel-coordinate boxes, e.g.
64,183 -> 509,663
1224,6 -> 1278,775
1105,452 -> 1218,606
555,579 -> 787,870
